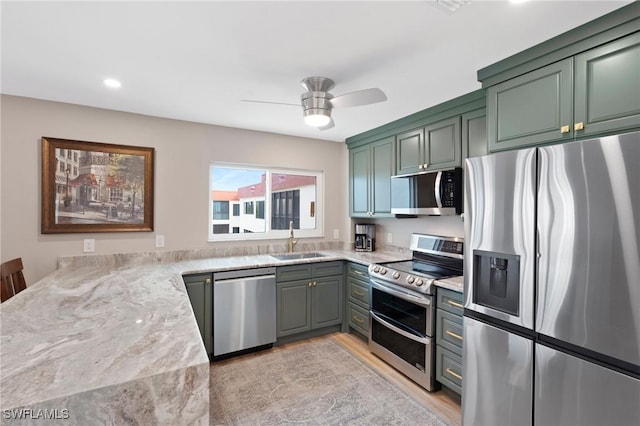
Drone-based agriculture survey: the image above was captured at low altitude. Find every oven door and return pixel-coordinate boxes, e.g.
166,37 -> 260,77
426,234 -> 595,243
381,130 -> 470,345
369,279 -> 436,391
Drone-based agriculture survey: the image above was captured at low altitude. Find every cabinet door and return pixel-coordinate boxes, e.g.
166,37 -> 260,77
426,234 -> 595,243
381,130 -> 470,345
370,136 -> 395,215
574,32 -> 640,138
349,144 -> 371,217
424,116 -> 461,170
396,128 -> 424,175
276,280 -> 311,337
183,274 -> 213,355
487,58 -> 574,151
311,275 -> 344,329
462,108 -> 487,159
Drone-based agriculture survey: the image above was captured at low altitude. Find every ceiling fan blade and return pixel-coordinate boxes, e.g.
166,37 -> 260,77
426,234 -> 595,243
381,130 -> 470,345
241,99 -> 300,107
318,118 -> 335,131
329,88 -> 387,108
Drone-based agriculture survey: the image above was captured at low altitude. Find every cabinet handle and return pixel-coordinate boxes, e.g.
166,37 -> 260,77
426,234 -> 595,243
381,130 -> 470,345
205,278 -> 211,285
353,270 -> 365,276
353,289 -> 365,297
447,299 -> 463,309
313,281 -> 317,287
418,164 -> 424,169
423,163 -> 428,169
446,368 -> 462,381
446,330 -> 463,341
308,282 -> 312,287
560,125 -> 570,134
574,122 -> 584,131
352,315 -> 364,324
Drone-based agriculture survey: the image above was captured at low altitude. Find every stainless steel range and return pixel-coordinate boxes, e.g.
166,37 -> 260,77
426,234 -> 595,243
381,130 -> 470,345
368,233 -> 463,391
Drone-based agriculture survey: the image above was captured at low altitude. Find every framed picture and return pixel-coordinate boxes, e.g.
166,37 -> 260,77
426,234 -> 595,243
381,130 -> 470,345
41,137 -> 154,233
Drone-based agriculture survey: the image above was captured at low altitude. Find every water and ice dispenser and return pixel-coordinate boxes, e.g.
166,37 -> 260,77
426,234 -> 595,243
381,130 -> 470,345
473,250 -> 521,316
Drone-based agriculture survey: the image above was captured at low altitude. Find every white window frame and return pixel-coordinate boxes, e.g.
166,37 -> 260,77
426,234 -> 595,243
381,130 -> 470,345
208,163 -> 324,242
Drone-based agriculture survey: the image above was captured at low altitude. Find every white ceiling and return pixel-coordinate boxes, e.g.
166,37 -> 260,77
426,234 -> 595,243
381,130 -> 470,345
1,1 -> 631,142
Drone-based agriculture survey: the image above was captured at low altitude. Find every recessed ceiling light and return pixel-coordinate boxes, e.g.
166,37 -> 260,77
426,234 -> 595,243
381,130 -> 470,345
103,78 -> 121,89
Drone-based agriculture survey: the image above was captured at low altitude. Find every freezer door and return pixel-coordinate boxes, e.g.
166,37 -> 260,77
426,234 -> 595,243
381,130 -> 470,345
536,344 -> 640,426
537,132 -> 640,366
462,317 -> 533,426
464,148 -> 536,329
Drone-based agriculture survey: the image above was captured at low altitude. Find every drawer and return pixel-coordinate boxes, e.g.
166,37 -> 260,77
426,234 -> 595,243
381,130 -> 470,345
437,287 -> 464,316
347,302 -> 369,336
347,262 -> 369,282
436,309 -> 463,356
311,261 -> 344,277
348,279 -> 369,308
436,346 -> 462,395
276,264 -> 312,282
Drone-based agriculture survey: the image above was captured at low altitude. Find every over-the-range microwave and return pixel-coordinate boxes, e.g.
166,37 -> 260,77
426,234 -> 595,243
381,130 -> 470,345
390,167 -> 463,216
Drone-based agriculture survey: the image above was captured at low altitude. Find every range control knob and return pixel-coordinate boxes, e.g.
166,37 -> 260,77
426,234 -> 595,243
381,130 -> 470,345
406,275 -> 415,284
415,278 -> 424,287
373,265 -> 381,273
380,268 -> 387,275
392,271 -> 401,280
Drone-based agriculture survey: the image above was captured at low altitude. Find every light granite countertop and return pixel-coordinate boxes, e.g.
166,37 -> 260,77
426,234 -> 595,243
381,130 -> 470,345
434,275 -> 464,293
0,247 -> 409,424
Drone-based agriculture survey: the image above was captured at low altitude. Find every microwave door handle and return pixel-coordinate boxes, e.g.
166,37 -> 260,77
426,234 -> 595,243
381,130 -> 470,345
370,311 -> 429,344
434,171 -> 443,208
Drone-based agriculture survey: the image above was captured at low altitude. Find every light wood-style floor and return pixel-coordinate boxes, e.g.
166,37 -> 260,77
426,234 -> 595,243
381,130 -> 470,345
329,332 -> 462,426
214,332 -> 462,425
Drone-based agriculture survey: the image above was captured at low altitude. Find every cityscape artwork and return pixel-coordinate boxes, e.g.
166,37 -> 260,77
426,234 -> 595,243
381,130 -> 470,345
41,137 -> 154,233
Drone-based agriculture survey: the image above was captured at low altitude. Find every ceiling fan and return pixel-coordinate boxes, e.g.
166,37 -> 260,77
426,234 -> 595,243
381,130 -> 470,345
243,77 -> 387,130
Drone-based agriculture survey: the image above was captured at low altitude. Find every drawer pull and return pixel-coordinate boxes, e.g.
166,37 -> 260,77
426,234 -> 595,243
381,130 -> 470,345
447,299 -> 463,309
446,368 -> 462,381
446,330 -> 463,341
352,315 -> 364,324
353,270 -> 365,276
560,125 -> 570,134
353,289 -> 365,297
574,122 -> 584,131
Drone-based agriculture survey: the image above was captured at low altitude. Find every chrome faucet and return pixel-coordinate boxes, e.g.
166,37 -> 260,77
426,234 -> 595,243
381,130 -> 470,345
288,220 -> 298,253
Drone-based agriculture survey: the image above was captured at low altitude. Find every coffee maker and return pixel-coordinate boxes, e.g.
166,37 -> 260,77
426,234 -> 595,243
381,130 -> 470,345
354,224 -> 376,252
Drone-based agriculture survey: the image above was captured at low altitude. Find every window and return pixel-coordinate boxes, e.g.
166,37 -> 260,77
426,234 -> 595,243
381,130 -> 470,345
110,187 -> 123,202
209,164 -> 323,241
213,201 -> 229,220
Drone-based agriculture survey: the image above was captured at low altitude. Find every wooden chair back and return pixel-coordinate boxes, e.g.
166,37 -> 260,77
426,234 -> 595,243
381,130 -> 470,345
1,258 -> 27,302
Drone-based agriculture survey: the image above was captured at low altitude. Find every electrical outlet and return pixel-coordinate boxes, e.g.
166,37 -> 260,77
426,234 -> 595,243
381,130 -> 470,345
155,235 -> 165,248
333,229 -> 339,239
386,233 -> 393,244
83,239 -> 95,253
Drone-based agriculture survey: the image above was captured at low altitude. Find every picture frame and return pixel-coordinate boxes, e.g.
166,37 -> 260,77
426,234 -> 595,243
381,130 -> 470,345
41,137 -> 154,234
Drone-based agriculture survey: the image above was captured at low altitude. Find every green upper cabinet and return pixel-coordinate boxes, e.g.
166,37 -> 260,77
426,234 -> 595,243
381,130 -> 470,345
462,108 -> 488,159
574,32 -> 640,138
396,117 -> 461,175
349,136 -> 395,218
480,4 -> 640,151
487,58 -> 574,151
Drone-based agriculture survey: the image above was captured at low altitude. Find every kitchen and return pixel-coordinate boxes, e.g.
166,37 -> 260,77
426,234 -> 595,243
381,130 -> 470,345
2,1 -> 640,425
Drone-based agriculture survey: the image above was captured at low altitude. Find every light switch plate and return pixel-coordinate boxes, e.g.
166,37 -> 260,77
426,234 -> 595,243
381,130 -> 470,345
386,233 -> 393,244
155,235 -> 165,248
83,239 -> 95,253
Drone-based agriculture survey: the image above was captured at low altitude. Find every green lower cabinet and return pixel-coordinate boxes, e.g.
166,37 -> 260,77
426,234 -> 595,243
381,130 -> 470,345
345,262 -> 370,338
182,273 -> 213,356
276,262 -> 344,338
436,287 -> 463,395
436,346 -> 462,395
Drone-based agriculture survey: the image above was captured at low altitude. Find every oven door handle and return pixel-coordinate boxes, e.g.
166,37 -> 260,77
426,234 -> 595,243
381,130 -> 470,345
370,311 -> 429,345
370,279 -> 431,307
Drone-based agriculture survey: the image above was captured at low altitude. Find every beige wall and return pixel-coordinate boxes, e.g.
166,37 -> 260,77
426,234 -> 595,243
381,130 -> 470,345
0,95 -> 349,283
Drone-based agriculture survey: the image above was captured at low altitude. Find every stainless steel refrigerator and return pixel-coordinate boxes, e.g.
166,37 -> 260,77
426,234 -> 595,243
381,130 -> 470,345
462,131 -> 640,426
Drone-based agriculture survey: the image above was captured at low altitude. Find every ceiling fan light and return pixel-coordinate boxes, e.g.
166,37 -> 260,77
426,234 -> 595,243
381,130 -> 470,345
303,109 -> 331,127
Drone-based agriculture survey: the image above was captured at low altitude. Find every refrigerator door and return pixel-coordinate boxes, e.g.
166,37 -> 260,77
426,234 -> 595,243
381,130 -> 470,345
536,343 -> 640,426
464,148 -> 537,329
462,317 -> 533,426
537,132 -> 640,366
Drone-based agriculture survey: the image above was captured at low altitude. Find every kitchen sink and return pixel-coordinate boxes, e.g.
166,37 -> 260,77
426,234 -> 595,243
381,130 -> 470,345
270,252 -> 327,261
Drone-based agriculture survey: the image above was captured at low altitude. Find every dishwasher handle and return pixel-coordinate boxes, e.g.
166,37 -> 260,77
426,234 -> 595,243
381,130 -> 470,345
214,274 -> 275,285
213,267 -> 276,281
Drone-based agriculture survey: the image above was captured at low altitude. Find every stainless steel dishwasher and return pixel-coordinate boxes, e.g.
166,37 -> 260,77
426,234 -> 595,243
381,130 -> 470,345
213,267 -> 276,357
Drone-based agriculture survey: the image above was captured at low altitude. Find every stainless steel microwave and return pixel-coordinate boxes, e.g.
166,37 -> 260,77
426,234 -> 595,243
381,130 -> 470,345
390,167 -> 463,216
